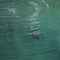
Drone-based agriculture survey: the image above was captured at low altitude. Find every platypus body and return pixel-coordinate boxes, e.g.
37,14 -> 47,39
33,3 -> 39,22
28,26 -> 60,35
29,32 -> 40,39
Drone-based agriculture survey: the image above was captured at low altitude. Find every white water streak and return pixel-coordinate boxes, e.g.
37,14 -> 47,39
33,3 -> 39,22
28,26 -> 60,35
27,1 -> 41,35
42,0 -> 49,8
28,1 -> 41,19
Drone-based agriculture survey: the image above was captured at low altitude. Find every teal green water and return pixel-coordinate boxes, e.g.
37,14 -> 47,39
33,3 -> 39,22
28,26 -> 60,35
0,0 -> 60,60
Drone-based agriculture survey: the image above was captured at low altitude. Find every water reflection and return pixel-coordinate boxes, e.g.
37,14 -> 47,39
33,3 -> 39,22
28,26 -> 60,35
7,8 -> 16,14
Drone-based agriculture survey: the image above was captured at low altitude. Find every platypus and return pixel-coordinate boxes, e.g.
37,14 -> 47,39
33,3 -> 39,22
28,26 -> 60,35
29,32 -> 40,39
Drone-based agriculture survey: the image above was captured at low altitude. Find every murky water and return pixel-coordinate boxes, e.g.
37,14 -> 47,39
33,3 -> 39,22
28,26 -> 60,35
0,0 -> 60,60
